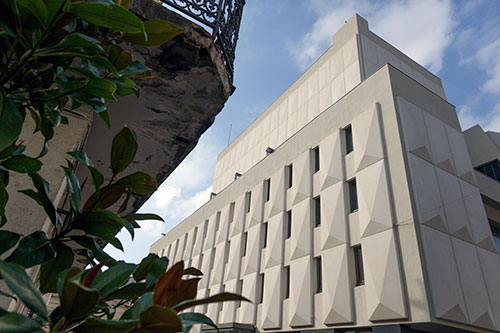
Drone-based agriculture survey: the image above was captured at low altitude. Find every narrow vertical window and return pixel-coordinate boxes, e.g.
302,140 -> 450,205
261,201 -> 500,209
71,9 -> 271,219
229,202 -> 235,223
286,210 -> 292,239
242,232 -> 248,256
238,280 -> 244,308
203,220 -> 209,238
262,222 -> 268,248
354,246 -> 365,286
264,179 -> 271,202
284,266 -> 290,299
160,248 -> 165,257
246,191 -> 252,213
315,257 -> 322,293
286,164 -> 293,188
199,253 -> 204,268
215,211 -> 221,231
313,146 -> 320,173
259,274 -> 265,303
348,179 -> 358,212
193,227 -> 198,243
345,125 -> 353,154
224,241 -> 230,264
181,233 -> 188,258
314,196 -> 321,227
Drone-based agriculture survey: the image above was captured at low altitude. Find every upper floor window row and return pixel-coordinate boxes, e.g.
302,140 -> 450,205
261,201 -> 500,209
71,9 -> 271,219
476,159 -> 500,182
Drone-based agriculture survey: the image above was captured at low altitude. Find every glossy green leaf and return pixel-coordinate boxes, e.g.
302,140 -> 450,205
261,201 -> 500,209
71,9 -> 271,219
45,0 -> 69,23
63,166 -> 81,212
60,269 -> 99,322
119,61 -> 149,76
0,261 -> 49,320
108,45 -> 132,71
1,155 -> 41,173
0,312 -> 42,333
125,19 -> 183,46
179,312 -> 217,333
75,209 -> 123,238
133,253 -> 158,282
145,257 -> 168,288
85,79 -> 117,101
0,230 -> 20,256
174,292 -> 251,313
139,305 -> 182,332
110,127 -> 138,175
82,185 -> 126,211
52,33 -> 101,52
89,166 -> 104,192
24,173 -> 60,227
73,318 -> 139,333
67,150 -> 94,166
116,172 -> 157,194
125,213 -> 164,222
0,97 -> 24,153
71,235 -> 115,264
90,261 -> 136,298
102,235 -> 123,251
105,282 -> 147,300
120,292 -> 153,320
17,0 -> 47,25
6,231 -> 56,268
69,3 -> 144,33
39,243 -> 74,294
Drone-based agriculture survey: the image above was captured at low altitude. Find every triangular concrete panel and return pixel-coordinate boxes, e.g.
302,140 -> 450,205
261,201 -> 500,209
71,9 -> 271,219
231,194 -> 246,237
319,131 -> 343,190
289,257 -> 312,327
353,104 -> 384,173
290,200 -> 311,261
247,183 -> 263,228
436,159 -> 456,175
439,304 -> 468,323
422,214 -> 448,233
321,182 -> 347,250
410,146 -> 432,163
459,171 -> 477,186
264,213 -> 284,269
267,168 -> 285,219
472,312 -> 496,330
291,151 -> 311,206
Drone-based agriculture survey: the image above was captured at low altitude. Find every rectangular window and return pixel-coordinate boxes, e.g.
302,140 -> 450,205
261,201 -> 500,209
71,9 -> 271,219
203,220 -> 209,238
490,221 -> 500,255
345,125 -> 353,154
313,146 -> 320,173
262,222 -> 268,248
224,241 -> 230,264
199,253 -> 204,268
264,179 -> 271,202
181,233 -> 188,258
259,274 -> 265,304
284,266 -> 290,299
314,196 -> 321,227
348,179 -> 358,212
237,280 -> 244,308
354,246 -> 365,286
476,159 -> 500,182
160,248 -> 165,257
215,211 -> 221,231
167,244 -> 172,258
242,232 -> 248,256
286,164 -> 293,188
193,227 -> 198,243
229,202 -> 235,223
286,210 -> 292,239
245,191 -> 252,213
316,257 -> 322,293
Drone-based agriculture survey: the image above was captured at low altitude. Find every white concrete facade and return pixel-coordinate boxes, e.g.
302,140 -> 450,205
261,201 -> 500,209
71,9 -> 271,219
151,14 -> 500,332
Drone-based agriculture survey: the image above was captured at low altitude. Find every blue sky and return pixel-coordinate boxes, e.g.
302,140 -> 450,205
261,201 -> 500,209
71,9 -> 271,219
107,0 -> 500,263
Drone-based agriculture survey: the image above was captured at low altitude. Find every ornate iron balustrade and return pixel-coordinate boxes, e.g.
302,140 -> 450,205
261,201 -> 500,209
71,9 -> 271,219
161,0 -> 245,81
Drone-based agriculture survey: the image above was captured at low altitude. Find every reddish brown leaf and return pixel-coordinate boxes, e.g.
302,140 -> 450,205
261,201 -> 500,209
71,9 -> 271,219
81,261 -> 108,287
183,267 -> 203,276
153,261 -> 184,307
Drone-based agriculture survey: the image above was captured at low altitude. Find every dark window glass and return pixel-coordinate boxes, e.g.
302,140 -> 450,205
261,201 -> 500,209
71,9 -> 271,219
476,160 -> 500,182
215,211 -> 221,231
203,220 -> 209,238
246,191 -> 252,213
313,147 -> 320,173
490,221 -> 500,255
287,164 -> 293,188
345,125 -> 353,154
286,211 -> 292,239
316,257 -> 322,293
262,222 -> 268,248
264,179 -> 271,202
229,202 -> 235,223
354,246 -> 365,286
314,196 -> 321,227
242,232 -> 248,256
349,179 -> 358,212
284,266 -> 290,299
259,274 -> 265,303
193,227 -> 198,243
224,241 -> 230,264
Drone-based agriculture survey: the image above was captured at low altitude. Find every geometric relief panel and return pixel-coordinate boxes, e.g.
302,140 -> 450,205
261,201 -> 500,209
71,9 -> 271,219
435,168 -> 472,241
408,154 -> 447,233
289,200 -> 311,261
357,160 -> 393,238
362,230 -> 406,321
444,124 -> 476,185
183,229 -> 195,263
463,191 -> 497,252
396,96 -> 432,163
289,256 -> 312,327
452,238 -> 496,330
352,103 -> 384,173
231,194 -> 246,237
220,279 -> 238,324
262,265 -> 282,329
199,248 -> 213,289
244,224 -> 261,275
209,242 -> 226,287
423,111 -> 456,175
264,213 -> 284,269
321,182 -> 347,250
225,234 -> 242,282
248,183 -> 263,228
174,236 -> 185,264
319,130 -> 343,190
204,213 -> 218,251
267,168 -> 285,219
322,245 -> 352,324
291,150 -> 311,206
477,247 -> 500,330
217,205 -> 231,244
192,221 -> 205,256
239,273 -> 257,324
420,225 -> 468,324
206,285 -> 222,324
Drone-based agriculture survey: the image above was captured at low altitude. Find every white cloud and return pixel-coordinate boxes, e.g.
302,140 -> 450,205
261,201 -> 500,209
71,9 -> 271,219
458,103 -> 500,133
288,0 -> 453,73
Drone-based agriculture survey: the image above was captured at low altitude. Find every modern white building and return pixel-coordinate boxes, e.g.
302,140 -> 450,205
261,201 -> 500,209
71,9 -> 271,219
151,14 -> 500,333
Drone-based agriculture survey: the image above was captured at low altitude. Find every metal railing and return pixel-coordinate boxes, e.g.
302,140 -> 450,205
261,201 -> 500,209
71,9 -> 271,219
161,0 -> 245,81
